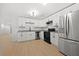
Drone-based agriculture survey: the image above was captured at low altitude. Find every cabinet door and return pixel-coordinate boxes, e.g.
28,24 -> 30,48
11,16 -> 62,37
30,32 -> 35,40
50,32 -> 58,47
16,32 -> 26,41
67,4 -> 79,13
58,38 -> 65,54
22,32 -> 28,41
50,32 -> 55,45
55,33 -> 58,47
22,32 -> 35,41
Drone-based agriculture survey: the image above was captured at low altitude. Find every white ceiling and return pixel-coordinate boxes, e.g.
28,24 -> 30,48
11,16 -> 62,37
0,3 -> 72,20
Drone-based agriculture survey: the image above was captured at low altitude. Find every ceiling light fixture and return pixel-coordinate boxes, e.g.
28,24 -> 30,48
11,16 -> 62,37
30,10 -> 39,17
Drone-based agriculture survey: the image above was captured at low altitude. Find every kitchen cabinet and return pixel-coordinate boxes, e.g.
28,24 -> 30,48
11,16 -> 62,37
19,32 -> 35,41
58,38 -> 65,54
58,38 -> 71,55
50,32 -> 58,47
66,4 -> 79,13
58,4 -> 79,17
12,31 -> 35,42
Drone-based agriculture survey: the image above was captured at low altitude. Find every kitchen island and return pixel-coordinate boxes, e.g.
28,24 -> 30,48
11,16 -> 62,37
12,30 -> 36,42
17,30 -> 37,42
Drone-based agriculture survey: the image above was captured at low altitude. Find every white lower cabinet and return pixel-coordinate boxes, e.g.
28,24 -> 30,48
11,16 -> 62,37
12,32 -> 35,42
58,38 -> 65,54
20,32 -> 35,41
58,38 -> 70,55
50,32 -> 58,47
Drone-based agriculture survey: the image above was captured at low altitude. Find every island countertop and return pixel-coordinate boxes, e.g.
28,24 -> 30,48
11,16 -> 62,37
17,30 -> 48,32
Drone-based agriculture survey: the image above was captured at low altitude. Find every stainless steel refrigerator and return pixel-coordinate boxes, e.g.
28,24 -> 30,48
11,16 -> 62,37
58,10 -> 79,56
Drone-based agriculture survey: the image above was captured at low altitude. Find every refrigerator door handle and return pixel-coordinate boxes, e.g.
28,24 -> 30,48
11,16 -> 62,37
66,15 -> 69,37
66,15 -> 68,37
67,16 -> 69,36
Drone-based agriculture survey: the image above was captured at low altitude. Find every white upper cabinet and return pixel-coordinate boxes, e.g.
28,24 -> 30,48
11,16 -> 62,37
66,4 -> 79,13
